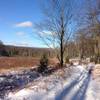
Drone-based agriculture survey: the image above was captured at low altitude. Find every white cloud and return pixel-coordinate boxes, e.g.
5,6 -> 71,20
39,30 -> 55,36
15,21 -> 33,27
16,32 -> 25,36
49,44 -> 54,48
10,42 -> 31,47
42,30 -> 52,35
14,42 -> 29,47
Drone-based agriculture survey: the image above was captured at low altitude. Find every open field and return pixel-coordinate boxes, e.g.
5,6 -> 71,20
0,57 -> 58,72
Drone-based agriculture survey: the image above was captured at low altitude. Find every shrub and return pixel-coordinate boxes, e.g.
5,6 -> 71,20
94,55 -> 100,63
38,54 -> 49,73
90,57 -> 95,62
65,56 -> 69,64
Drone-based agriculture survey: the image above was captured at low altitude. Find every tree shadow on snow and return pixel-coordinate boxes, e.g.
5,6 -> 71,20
55,72 -> 91,100
71,74 -> 91,100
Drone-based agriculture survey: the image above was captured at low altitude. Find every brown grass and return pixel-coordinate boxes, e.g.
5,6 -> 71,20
0,57 -> 58,71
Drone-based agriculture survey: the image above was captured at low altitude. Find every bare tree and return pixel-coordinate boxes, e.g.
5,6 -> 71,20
86,0 -> 100,62
75,27 -> 96,59
35,0 -> 75,66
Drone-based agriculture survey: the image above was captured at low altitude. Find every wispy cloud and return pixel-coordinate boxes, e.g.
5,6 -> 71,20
14,42 -> 29,47
34,30 -> 55,36
15,21 -> 33,27
41,30 -> 53,35
8,41 -> 33,47
16,32 -> 25,36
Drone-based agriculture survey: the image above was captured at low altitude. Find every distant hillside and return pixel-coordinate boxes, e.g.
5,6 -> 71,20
0,44 -> 55,57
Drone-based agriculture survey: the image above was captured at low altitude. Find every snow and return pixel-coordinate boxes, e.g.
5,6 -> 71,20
6,65 -> 86,100
8,89 -> 45,100
87,62 -> 95,71
0,69 -> 40,99
1,63 -> 100,100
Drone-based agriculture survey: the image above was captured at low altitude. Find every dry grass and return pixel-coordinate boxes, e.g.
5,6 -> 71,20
0,57 -> 39,69
0,57 -> 57,71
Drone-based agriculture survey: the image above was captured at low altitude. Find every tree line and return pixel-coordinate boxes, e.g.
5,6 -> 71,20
0,41 -> 55,58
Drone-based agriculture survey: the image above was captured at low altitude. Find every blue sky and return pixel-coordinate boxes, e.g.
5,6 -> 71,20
0,0 -> 47,47
0,0 -> 90,47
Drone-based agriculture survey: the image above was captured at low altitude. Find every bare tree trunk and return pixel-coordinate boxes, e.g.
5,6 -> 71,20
96,40 -> 100,63
60,35 -> 63,66
60,15 -> 64,66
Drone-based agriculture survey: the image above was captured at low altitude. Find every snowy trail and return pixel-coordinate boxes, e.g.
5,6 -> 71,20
56,75 -> 90,100
6,64 -> 100,100
55,68 -> 91,100
55,64 -> 100,100
55,71 -> 91,100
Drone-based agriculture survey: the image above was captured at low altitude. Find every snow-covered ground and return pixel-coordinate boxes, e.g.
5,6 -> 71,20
0,68 -> 40,99
0,63 -> 99,100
